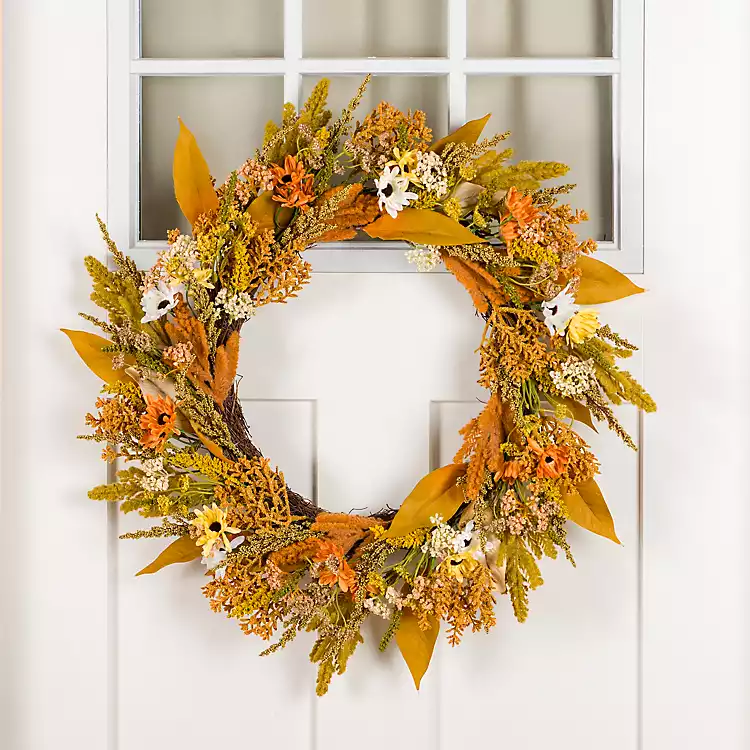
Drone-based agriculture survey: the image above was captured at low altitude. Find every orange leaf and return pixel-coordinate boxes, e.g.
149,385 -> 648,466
575,255 -> 645,305
364,209 -> 486,246
61,329 -> 132,385
173,118 -> 219,226
396,610 -> 439,690
430,114 -> 491,155
564,478 -> 620,544
385,464 -> 467,539
189,422 -> 228,461
543,392 -> 598,433
247,191 -> 277,234
211,331 -> 240,404
136,536 -> 201,576
443,254 -> 517,314
455,394 -> 505,500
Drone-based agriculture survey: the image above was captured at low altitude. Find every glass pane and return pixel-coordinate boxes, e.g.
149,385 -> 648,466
300,75 -> 449,141
467,0 -> 613,58
467,76 -> 613,241
304,0 -> 447,57
140,77 -> 284,240
141,0 -> 284,58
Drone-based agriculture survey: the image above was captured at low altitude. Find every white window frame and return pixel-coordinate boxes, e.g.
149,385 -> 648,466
107,0 -> 644,274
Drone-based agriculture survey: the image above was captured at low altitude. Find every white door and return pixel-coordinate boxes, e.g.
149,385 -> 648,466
3,2 -> 748,749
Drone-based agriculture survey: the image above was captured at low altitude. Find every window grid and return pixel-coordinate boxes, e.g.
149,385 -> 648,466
115,0 -> 642,274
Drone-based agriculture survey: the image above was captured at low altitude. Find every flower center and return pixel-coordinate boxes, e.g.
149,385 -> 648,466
544,455 -> 555,464
157,412 -> 170,425
382,184 -> 394,198
281,174 -> 293,183
157,299 -> 171,310
209,521 -> 222,532
549,304 -> 558,316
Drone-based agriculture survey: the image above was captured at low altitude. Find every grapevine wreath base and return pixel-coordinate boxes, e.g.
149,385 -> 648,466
65,77 -> 655,695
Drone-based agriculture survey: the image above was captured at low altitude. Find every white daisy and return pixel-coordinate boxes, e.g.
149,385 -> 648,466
541,285 -> 579,337
200,535 -> 245,579
140,281 -> 184,323
375,166 -> 418,218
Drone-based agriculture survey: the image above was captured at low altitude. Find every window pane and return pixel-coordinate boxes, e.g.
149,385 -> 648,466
467,0 -> 613,58
141,0 -> 284,58
467,76 -> 613,241
140,77 -> 284,240
301,75 -> 449,140
304,0 -> 447,57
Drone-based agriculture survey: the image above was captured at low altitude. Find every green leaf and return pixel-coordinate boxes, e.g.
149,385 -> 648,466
575,255 -> 645,305
364,209 -> 486,246
384,464 -> 467,539
564,478 -> 620,544
395,610 -> 439,690
430,114 -> 491,155
61,329 -> 132,385
173,118 -> 219,226
136,536 -> 201,576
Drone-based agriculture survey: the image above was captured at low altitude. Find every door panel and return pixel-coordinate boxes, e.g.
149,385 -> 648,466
113,271 -> 643,749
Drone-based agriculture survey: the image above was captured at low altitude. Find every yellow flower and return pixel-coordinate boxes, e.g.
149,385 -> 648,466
440,552 -> 479,583
442,197 -> 463,220
191,503 -> 241,557
567,309 -> 600,344
386,147 -> 419,178
315,126 -> 330,148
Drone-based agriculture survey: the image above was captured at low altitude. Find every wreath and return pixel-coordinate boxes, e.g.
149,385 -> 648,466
64,77 -> 655,695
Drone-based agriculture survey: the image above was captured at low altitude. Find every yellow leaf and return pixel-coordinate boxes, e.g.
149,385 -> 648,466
544,392 -> 598,433
430,114 -> 491,155
564,478 -> 620,544
189,421 -> 229,461
575,255 -> 645,305
247,191 -> 277,234
136,536 -> 201,576
61,329 -> 132,385
364,209 -> 486,246
173,118 -> 219,226
396,610 -> 439,690
384,464 -> 467,539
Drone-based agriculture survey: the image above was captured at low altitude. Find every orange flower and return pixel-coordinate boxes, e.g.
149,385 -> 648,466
313,539 -> 357,594
270,155 -> 314,210
505,186 -> 538,228
494,458 -> 522,483
500,219 -> 520,246
336,559 -> 358,593
528,437 -> 569,479
312,539 -> 344,563
139,394 -> 178,451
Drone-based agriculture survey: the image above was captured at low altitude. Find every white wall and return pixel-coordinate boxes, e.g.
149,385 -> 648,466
641,2 -> 750,746
2,1 -> 749,748
2,1 -> 109,749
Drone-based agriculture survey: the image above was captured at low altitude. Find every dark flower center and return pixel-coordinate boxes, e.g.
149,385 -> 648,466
548,304 -> 558,316
281,174 -> 293,183
382,184 -> 394,198
157,299 -> 171,310
209,521 -> 222,532
157,412 -> 170,425
545,455 -> 555,464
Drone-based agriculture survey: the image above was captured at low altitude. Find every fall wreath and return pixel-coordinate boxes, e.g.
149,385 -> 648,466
65,77 -> 655,695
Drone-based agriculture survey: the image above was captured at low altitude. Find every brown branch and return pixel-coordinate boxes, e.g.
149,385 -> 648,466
220,385 -> 396,522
